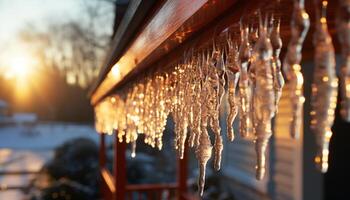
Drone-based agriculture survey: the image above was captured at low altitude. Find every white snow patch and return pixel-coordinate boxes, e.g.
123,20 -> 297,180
0,123 -> 99,199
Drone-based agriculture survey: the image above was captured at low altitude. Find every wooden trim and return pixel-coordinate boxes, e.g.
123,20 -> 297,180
101,168 -> 116,193
99,133 -> 106,167
114,131 -> 127,200
89,0 -> 160,96
91,0 -> 240,105
91,0 -> 340,105
177,145 -> 188,200
101,167 -> 116,200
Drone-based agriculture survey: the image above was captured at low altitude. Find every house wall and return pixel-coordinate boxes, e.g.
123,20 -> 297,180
220,61 -> 325,200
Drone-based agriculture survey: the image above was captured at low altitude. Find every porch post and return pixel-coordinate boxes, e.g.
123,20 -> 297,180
177,145 -> 188,200
99,133 -> 106,168
114,130 -> 127,200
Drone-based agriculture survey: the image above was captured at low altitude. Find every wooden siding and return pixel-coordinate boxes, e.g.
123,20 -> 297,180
273,83 -> 303,200
221,82 -> 303,200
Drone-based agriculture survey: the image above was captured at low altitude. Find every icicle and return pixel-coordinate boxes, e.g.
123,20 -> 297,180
238,24 -> 252,138
173,62 -> 189,159
283,0 -> 310,139
226,36 -> 240,141
251,15 -> 275,180
196,76 -> 213,196
270,17 -> 284,114
337,0 -> 350,121
311,0 -> 338,173
189,53 -> 203,148
131,140 -> 136,158
178,61 -> 190,159
208,42 -> 224,171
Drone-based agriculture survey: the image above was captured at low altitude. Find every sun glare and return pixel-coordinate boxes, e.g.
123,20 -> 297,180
5,53 -> 37,79
1,50 -> 39,103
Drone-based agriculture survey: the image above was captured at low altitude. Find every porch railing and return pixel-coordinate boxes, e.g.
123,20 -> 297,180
99,133 -> 196,200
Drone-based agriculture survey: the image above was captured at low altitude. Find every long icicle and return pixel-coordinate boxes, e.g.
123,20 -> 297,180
188,53 -> 203,148
238,24 -> 252,138
226,36 -> 240,141
208,42 -> 224,171
251,15 -> 275,180
283,0 -> 310,139
196,57 -> 213,196
311,0 -> 338,173
270,17 -> 284,114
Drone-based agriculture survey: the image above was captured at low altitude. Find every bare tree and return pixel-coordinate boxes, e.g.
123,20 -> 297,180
18,1 -> 114,88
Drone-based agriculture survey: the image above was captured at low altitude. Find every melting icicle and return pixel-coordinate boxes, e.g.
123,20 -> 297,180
226,36 -> 240,141
251,15 -> 275,180
238,25 -> 252,138
173,63 -> 189,159
196,75 -> 213,196
283,0 -> 310,139
208,42 -> 224,171
179,63 -> 189,159
337,0 -> 350,121
189,53 -> 203,148
270,17 -> 284,114
131,141 -> 136,158
311,0 -> 338,173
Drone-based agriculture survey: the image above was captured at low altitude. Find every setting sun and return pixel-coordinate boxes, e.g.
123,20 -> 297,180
0,48 -> 40,103
5,53 -> 37,80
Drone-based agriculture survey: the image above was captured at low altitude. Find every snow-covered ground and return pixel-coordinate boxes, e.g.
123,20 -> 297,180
0,123 -> 99,200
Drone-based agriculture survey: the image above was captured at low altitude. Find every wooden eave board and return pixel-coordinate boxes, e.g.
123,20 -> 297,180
91,0 -> 339,106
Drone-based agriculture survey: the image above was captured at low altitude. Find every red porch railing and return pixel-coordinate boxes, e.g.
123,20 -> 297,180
99,132 -> 195,200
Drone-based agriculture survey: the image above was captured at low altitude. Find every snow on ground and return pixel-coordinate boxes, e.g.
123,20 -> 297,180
0,122 -> 99,200
0,123 -> 98,149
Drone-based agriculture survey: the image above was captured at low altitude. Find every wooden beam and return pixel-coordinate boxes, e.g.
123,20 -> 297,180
114,131 -> 127,200
177,145 -> 188,200
91,0 -> 341,105
99,133 -> 106,168
91,0 -> 239,105
101,168 -> 116,200
90,0 -> 160,96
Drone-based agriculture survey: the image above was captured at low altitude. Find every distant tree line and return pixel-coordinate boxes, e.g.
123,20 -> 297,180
0,69 -> 94,122
0,0 -> 119,122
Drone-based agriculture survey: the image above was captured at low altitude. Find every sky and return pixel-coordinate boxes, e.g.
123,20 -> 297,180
0,0 -> 113,78
0,0 -> 95,81
0,0 -> 85,43
0,0 -> 114,110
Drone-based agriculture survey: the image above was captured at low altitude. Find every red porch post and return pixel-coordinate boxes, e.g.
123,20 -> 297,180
114,130 -> 126,200
99,133 -> 106,167
177,145 -> 188,200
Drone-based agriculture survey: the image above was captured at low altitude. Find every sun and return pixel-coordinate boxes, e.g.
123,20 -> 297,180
5,53 -> 36,79
1,50 -> 39,102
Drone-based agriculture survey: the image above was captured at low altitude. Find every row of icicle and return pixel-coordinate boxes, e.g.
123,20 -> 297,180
95,0 -> 350,196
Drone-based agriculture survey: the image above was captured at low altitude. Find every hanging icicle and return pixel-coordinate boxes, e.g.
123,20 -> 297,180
311,0 -> 338,173
93,2 -> 312,194
250,15 -> 275,180
270,17 -> 284,114
226,36 -> 240,141
238,24 -> 253,138
248,25 -> 260,139
197,59 -> 213,196
188,53 -> 203,148
283,0 -> 310,139
208,42 -> 224,171
337,0 -> 350,122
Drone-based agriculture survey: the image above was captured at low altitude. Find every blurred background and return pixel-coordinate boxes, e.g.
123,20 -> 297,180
0,0 -> 114,199
1,0 -> 350,200
0,1 -> 205,199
